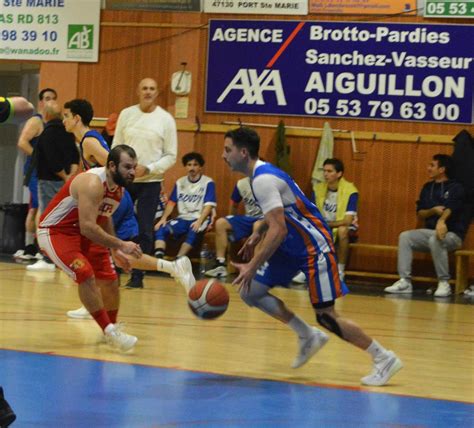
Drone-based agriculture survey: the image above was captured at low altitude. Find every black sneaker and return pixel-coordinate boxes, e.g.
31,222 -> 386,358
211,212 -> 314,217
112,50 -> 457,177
0,388 -> 16,428
18,244 -> 38,260
154,249 -> 164,259
124,277 -> 144,289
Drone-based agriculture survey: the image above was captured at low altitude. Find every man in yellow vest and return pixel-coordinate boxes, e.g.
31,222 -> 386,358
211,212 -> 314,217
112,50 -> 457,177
293,158 -> 358,283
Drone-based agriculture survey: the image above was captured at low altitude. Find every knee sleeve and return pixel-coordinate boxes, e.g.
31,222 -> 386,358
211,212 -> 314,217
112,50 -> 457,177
239,279 -> 271,307
316,312 -> 344,339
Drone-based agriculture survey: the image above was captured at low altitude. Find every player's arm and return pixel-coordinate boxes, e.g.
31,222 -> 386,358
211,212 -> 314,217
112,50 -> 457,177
72,174 -> 137,257
191,203 -> 214,232
154,200 -> 176,230
83,137 -> 108,166
233,207 -> 286,290
8,97 -> 34,124
247,208 -> 286,270
73,174 -> 123,248
17,115 -> 42,155
327,214 -> 353,228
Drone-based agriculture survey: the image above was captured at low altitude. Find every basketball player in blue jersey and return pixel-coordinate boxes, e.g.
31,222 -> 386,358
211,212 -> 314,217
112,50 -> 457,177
63,99 -> 109,169
222,127 -> 402,386
154,152 -> 217,259
15,88 -> 57,261
0,94 -> 33,428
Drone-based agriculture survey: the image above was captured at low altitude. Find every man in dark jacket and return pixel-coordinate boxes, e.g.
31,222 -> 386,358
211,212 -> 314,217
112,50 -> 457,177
27,100 -> 79,272
385,154 -> 466,297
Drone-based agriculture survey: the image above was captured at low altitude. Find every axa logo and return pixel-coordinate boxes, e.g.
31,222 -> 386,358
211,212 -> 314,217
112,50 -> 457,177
217,69 -> 287,106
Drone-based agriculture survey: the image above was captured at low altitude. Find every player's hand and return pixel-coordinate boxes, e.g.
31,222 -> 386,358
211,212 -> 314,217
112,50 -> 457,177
436,220 -> 448,240
432,206 -> 446,216
119,241 -> 142,258
135,164 -> 149,178
238,232 -> 261,261
112,249 -> 132,273
190,220 -> 202,232
154,218 -> 166,231
231,261 -> 256,293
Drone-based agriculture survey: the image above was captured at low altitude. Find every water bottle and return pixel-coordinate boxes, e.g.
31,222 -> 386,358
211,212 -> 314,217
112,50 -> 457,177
199,243 -> 209,275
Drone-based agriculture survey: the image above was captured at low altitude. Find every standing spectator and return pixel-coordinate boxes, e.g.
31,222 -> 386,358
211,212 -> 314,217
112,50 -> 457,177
154,152 -> 216,259
113,77 -> 178,288
384,154 -> 466,297
27,101 -> 79,272
14,88 -> 57,261
205,177 -> 264,278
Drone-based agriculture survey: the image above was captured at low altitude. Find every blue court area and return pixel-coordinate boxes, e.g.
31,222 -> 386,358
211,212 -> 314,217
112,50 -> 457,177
1,349 -> 472,427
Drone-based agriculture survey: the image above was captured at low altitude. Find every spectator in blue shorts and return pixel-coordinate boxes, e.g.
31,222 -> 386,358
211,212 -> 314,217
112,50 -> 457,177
154,152 -> 216,259
205,176 -> 264,278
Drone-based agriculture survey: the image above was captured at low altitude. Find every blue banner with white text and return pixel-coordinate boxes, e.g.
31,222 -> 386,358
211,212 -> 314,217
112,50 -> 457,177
206,20 -> 474,124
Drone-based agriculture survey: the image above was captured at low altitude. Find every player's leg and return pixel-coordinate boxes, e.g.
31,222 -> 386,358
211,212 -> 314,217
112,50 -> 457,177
153,221 -> 173,258
240,250 -> 328,368
37,229 -> 136,351
118,252 -> 196,292
385,229 -> 431,293
177,222 -> 199,258
206,217 -> 232,277
311,252 -> 402,386
429,231 -> 462,297
335,225 -> 349,280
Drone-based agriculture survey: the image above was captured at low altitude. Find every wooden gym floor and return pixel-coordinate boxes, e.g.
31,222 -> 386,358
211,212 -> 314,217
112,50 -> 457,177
0,258 -> 472,427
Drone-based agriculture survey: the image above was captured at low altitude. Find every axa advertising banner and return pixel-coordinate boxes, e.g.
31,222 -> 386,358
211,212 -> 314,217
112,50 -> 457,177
206,20 -> 474,124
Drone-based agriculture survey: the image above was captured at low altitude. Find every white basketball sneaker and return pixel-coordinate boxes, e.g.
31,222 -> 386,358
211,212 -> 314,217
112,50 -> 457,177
384,278 -> 412,294
361,351 -> 403,386
67,306 -> 92,320
105,326 -> 137,352
292,271 -> 307,284
434,280 -> 451,297
205,265 -> 228,278
291,327 -> 329,369
26,259 -> 56,272
172,256 -> 196,291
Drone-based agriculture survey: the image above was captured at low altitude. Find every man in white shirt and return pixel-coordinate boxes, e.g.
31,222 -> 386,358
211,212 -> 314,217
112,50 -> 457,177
113,78 -> 178,288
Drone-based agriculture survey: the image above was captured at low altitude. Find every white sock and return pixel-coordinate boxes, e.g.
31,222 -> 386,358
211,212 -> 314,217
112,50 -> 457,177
216,257 -> 226,264
366,339 -> 387,360
157,259 -> 174,275
288,315 -> 314,338
26,232 -> 35,246
338,263 -> 345,274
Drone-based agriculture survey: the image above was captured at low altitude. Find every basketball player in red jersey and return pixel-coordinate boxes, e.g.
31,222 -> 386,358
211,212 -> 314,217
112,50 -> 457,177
37,145 -> 195,352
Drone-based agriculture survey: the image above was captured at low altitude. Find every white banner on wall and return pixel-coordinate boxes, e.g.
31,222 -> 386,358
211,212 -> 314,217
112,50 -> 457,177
0,0 -> 101,63
203,0 -> 308,15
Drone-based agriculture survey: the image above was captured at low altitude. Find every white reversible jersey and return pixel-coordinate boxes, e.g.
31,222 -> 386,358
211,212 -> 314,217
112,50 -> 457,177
231,177 -> 263,218
169,174 -> 217,221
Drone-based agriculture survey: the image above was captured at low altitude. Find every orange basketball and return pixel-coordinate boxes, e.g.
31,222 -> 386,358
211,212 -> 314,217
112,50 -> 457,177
187,279 -> 229,320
